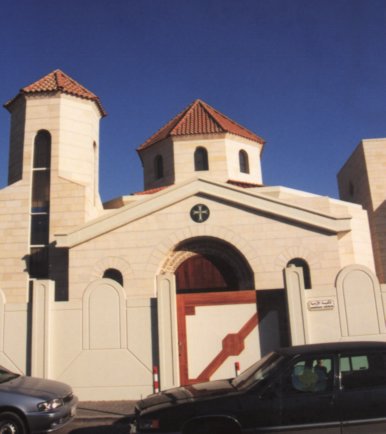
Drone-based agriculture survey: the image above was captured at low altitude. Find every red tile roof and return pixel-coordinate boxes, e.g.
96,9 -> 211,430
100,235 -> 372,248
134,185 -> 170,195
5,69 -> 106,116
227,180 -> 263,188
133,180 -> 263,196
137,99 -> 265,151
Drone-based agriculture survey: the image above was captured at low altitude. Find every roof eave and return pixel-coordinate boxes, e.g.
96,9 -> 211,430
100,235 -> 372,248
55,178 -> 352,248
4,90 -> 107,117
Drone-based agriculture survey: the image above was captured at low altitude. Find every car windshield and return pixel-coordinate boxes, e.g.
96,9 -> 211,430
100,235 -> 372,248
231,352 -> 284,390
0,368 -> 19,384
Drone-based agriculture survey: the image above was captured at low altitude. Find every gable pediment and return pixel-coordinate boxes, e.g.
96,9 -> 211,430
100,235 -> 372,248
55,178 -> 352,247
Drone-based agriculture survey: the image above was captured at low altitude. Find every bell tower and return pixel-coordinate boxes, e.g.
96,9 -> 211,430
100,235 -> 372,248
3,70 -> 106,290
5,69 -> 106,234
137,99 -> 265,191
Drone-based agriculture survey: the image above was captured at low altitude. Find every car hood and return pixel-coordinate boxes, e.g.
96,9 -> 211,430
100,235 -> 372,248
138,379 -> 235,411
0,375 -> 72,400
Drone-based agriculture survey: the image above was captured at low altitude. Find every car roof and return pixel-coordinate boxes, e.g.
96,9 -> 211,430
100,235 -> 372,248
276,341 -> 386,357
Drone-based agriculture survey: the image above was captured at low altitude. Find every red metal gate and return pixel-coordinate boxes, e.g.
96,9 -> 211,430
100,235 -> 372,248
177,290 -> 258,385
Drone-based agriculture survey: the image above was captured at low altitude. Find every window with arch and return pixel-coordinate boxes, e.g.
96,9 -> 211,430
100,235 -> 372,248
239,150 -> 249,174
32,130 -> 51,213
29,130 -> 52,278
287,258 -> 312,289
103,268 -> 124,286
33,130 -> 51,169
154,155 -> 164,179
194,147 -> 209,171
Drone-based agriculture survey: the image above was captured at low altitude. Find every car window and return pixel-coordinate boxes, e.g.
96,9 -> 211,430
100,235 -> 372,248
340,355 -> 368,372
340,352 -> 386,389
232,352 -> 284,390
283,356 -> 333,394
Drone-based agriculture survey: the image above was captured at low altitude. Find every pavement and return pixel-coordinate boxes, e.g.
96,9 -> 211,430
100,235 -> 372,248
76,400 -> 137,424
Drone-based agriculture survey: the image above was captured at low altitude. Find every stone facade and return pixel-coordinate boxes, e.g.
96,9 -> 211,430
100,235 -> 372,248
0,70 -> 385,400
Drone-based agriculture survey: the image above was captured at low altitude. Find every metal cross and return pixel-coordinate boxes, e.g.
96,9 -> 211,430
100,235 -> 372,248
190,204 -> 210,223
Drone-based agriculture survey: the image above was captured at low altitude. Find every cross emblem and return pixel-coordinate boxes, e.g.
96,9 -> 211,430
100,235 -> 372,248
190,204 -> 210,223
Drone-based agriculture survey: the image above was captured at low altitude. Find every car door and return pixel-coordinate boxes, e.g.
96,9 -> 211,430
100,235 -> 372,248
336,350 -> 386,434
236,383 -> 282,433
278,354 -> 340,434
231,353 -> 284,433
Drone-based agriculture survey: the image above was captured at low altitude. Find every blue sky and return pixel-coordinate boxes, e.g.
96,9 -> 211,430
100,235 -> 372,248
0,0 -> 385,201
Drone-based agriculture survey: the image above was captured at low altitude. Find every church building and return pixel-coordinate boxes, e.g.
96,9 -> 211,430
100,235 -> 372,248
0,70 -> 385,400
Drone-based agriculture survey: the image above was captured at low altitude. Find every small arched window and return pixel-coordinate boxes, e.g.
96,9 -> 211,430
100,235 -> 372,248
103,268 -> 124,286
194,147 -> 209,171
33,130 -> 51,169
239,150 -> 249,174
31,131 -> 51,213
154,155 -> 164,179
287,258 -> 312,289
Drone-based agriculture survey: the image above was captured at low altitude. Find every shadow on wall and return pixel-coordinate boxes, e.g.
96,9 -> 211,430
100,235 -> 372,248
23,245 -> 69,301
372,200 -> 386,284
257,289 -> 290,356
151,298 -> 159,371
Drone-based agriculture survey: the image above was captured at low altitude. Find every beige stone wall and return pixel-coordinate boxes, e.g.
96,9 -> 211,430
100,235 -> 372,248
362,139 -> 386,210
338,203 -> 375,270
56,94 -> 101,208
66,191 -> 358,300
338,142 -> 373,213
51,183 -> 381,399
172,134 -> 262,185
27,94 -> 103,228
49,281 -> 155,400
140,139 -> 175,190
338,139 -> 386,283
16,93 -> 102,230
0,290 -> 28,373
225,135 -> 263,184
7,98 -> 26,185
0,181 -> 30,303
2,82 -> 382,399
362,139 -> 386,283
0,92 -> 104,302
140,133 -> 263,190
285,265 -> 386,345
50,177 -> 98,238
173,135 -> 228,184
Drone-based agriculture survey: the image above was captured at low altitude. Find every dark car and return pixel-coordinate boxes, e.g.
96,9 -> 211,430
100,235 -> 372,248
0,366 -> 78,433
133,341 -> 386,434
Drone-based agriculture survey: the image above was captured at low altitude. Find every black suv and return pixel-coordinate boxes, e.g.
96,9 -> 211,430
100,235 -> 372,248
133,341 -> 386,433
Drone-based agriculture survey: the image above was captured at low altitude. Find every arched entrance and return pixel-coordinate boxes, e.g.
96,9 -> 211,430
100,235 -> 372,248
174,238 -> 253,294
161,237 -> 259,385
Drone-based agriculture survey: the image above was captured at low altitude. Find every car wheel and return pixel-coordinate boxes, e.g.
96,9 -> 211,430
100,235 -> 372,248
0,412 -> 26,434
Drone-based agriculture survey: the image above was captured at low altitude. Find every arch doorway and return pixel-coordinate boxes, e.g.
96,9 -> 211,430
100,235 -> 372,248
173,237 -> 254,293
162,237 -> 259,385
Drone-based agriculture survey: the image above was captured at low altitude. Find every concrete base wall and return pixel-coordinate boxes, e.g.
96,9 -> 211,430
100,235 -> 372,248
0,264 -> 385,400
285,264 -> 386,345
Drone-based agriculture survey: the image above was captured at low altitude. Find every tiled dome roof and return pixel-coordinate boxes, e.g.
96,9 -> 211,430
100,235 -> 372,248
5,69 -> 106,116
137,99 -> 264,151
